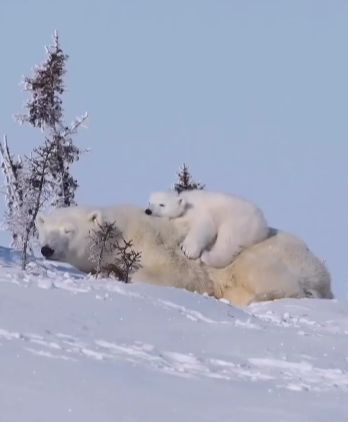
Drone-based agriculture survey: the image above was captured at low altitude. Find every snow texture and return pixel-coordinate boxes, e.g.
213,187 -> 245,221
0,246 -> 347,422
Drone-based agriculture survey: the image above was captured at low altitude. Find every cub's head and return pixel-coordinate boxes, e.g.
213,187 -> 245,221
145,191 -> 187,218
36,207 -> 104,272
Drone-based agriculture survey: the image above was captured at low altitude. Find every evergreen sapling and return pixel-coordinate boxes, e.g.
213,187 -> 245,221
173,163 -> 205,193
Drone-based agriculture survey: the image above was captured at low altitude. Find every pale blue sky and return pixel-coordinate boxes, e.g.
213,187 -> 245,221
0,0 -> 347,296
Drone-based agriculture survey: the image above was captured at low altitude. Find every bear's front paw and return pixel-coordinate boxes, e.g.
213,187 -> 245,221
181,240 -> 202,260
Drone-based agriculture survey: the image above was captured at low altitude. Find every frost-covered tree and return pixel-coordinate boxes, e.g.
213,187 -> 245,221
17,31 -> 87,207
173,163 -> 205,193
89,221 -> 142,283
0,136 -> 25,248
0,31 -> 87,269
0,137 -> 55,269
20,141 -> 56,268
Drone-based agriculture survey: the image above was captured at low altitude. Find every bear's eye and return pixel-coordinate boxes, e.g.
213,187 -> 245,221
64,228 -> 73,234
159,204 -> 165,207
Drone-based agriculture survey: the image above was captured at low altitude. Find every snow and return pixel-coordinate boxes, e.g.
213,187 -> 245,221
0,247 -> 347,422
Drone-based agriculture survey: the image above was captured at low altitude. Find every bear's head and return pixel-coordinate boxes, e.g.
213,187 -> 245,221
36,207 -> 104,272
145,192 -> 187,218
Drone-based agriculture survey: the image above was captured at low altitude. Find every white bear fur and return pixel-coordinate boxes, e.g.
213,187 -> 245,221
146,190 -> 269,268
36,205 -> 333,306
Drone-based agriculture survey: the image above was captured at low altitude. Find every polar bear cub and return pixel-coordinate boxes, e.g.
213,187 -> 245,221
145,190 -> 269,268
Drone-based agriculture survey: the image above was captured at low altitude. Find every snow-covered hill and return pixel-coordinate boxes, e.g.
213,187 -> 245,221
0,247 -> 347,422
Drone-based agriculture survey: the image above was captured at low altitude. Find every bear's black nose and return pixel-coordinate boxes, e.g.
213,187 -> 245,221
41,245 -> 54,258
145,208 -> 152,215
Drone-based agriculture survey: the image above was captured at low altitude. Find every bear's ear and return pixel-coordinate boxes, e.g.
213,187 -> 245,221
88,210 -> 103,226
178,197 -> 187,207
35,213 -> 45,227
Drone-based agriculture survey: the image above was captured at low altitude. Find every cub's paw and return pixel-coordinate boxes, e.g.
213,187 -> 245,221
180,239 -> 202,260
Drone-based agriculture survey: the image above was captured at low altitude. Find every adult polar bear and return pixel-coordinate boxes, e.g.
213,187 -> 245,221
145,190 -> 269,268
36,205 -> 333,306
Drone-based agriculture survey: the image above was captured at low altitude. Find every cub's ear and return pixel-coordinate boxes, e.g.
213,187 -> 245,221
35,213 -> 45,227
88,210 -> 104,226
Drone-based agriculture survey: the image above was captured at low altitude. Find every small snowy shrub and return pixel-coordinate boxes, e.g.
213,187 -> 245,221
89,221 -> 142,283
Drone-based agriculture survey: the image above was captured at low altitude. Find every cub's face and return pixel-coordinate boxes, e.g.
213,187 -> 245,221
145,192 -> 186,218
